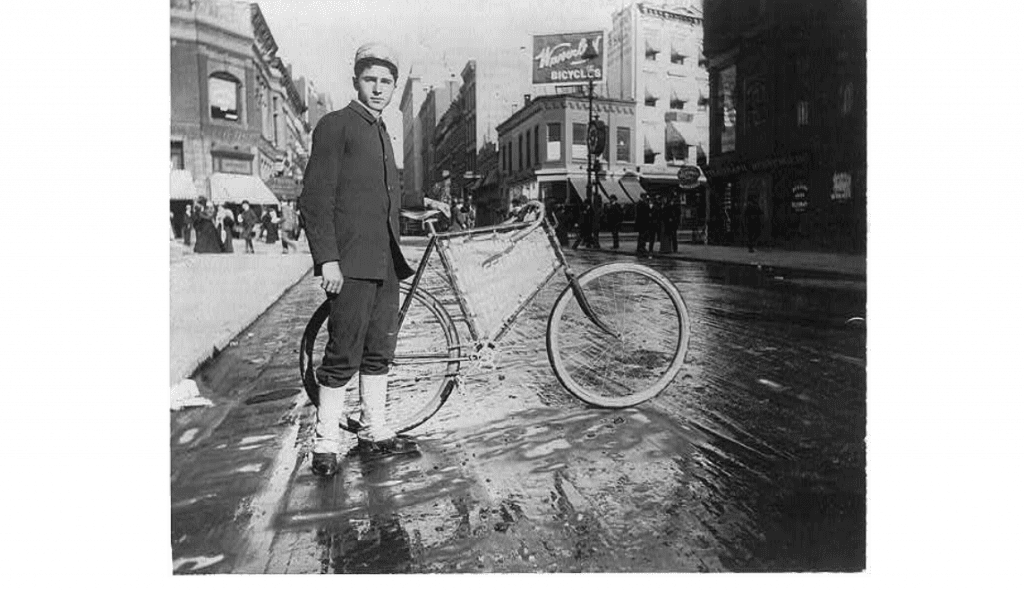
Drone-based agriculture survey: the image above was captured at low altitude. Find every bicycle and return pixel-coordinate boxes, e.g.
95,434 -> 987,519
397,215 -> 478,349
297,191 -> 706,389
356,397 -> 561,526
299,201 -> 690,435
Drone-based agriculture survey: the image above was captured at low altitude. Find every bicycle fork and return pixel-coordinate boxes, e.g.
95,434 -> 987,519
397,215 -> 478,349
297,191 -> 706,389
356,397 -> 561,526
566,271 -> 620,339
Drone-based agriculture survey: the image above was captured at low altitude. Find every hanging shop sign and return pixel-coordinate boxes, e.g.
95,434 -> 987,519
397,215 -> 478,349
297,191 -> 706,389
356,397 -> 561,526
791,183 -> 809,212
533,31 -> 604,84
831,172 -> 852,202
587,120 -> 607,155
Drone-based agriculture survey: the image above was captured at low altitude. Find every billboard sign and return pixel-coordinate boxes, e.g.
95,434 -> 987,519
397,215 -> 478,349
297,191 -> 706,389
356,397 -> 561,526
532,31 -> 604,85
677,165 -> 704,189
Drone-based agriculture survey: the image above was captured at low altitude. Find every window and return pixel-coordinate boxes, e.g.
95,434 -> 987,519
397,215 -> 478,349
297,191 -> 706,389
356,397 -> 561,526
518,134 -> 523,170
670,42 -> 686,65
546,122 -> 562,161
534,125 -> 540,166
616,127 -> 631,162
698,92 -> 710,111
644,33 -> 660,61
670,95 -> 687,110
170,141 -> 184,170
797,100 -> 809,126
526,130 -> 531,168
745,78 -> 767,128
841,82 -> 853,115
572,123 -> 587,160
644,92 -> 658,107
209,73 -> 240,121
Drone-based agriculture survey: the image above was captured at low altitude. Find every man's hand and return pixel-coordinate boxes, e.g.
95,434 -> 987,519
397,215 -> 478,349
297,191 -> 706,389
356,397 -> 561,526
321,261 -> 344,294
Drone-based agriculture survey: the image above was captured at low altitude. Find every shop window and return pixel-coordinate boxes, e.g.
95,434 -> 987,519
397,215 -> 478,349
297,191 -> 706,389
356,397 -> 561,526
170,141 -> 184,170
546,122 -> 562,161
616,127 -> 631,162
572,123 -> 587,160
209,72 -> 241,121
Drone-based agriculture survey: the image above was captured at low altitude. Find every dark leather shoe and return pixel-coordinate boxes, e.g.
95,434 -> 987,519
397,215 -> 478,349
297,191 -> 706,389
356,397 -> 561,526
311,452 -> 338,477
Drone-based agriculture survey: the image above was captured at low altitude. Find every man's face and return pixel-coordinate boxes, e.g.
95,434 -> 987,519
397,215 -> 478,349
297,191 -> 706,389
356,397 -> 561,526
353,64 -> 396,114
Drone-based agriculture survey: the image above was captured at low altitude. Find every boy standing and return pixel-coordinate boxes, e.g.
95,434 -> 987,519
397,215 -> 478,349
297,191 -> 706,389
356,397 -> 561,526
298,43 -> 415,477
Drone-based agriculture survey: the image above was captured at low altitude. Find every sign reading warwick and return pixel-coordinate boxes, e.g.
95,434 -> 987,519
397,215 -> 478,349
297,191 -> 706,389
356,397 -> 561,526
532,31 -> 604,84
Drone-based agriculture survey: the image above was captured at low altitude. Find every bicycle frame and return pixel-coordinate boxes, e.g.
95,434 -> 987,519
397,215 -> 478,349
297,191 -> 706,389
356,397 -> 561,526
397,206 -> 617,351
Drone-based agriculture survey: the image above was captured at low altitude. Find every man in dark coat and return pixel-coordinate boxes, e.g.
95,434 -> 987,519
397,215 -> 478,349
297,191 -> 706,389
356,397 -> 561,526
299,42 -> 416,476
635,193 -> 651,255
606,195 -> 623,249
240,200 -> 258,253
647,195 -> 662,254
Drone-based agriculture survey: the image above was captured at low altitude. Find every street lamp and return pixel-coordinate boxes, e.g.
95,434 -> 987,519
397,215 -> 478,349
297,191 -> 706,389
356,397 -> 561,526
581,39 -> 600,210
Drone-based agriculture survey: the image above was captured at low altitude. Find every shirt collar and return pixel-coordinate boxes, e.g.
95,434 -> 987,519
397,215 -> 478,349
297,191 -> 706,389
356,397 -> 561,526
347,99 -> 383,125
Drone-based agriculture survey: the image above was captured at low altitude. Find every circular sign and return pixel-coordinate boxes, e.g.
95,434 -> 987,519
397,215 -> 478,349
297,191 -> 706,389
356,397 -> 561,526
677,165 -> 703,189
587,120 -> 607,156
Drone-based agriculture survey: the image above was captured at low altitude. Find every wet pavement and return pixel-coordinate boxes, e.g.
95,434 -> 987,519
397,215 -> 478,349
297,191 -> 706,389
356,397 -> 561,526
170,247 -> 866,573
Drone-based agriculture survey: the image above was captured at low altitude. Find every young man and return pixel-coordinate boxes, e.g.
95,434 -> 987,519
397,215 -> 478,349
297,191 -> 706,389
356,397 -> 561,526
298,42 -> 416,477
240,200 -> 258,253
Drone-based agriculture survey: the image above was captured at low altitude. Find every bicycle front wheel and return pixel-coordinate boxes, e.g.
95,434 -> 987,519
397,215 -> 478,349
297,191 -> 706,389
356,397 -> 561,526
299,286 -> 462,434
546,262 -> 689,408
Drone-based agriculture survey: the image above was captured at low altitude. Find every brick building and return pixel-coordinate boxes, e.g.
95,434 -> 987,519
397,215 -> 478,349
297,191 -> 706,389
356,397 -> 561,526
399,71 -> 431,208
703,0 -> 867,252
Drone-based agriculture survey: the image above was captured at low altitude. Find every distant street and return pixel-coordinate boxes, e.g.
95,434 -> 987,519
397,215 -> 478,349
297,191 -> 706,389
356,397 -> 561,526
170,246 -> 866,573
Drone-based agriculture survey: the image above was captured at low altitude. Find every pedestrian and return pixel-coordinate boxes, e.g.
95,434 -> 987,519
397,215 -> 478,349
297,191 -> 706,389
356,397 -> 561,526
240,200 -> 258,253
667,195 -> 681,253
660,195 -> 676,254
182,204 -> 193,246
280,203 -> 297,253
572,202 -> 594,250
590,201 -> 602,249
635,193 -> 651,255
298,42 -> 417,477
647,195 -> 662,254
745,195 -> 763,252
265,208 -> 279,244
192,197 -> 222,253
219,205 -> 235,253
606,195 -> 622,249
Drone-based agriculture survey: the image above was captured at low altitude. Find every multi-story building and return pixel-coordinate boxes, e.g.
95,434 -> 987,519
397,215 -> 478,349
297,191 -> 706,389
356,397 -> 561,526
497,94 -> 639,223
432,57 -> 532,220
169,0 -> 310,218
703,0 -> 866,252
399,71 -> 431,208
417,79 -> 459,191
606,2 -> 710,199
296,76 -> 333,131
251,3 -> 308,204
170,0 -> 261,192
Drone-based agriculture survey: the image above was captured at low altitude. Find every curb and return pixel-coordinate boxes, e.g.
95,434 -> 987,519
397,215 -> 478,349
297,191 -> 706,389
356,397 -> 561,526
171,264 -> 313,386
597,248 -> 867,281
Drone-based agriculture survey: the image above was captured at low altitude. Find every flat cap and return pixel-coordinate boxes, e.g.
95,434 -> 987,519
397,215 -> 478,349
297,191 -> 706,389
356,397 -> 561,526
354,42 -> 398,73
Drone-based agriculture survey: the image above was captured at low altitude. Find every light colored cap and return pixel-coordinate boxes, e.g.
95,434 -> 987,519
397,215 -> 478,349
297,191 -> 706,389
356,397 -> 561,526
354,42 -> 398,73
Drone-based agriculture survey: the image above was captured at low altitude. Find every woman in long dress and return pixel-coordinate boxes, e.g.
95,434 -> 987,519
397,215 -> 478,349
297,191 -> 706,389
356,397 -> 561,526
192,198 -> 222,253
219,206 -> 235,253
265,208 -> 280,244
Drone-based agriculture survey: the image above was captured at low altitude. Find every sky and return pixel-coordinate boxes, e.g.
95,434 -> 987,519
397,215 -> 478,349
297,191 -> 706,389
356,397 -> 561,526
256,0 -> 658,166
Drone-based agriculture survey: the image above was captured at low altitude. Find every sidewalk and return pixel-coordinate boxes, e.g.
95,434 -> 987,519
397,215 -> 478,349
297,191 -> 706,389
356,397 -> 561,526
403,231 -> 866,279
169,236 -> 312,386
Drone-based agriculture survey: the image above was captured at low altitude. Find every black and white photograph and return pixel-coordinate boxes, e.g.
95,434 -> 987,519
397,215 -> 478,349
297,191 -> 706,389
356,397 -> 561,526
166,0 -> 867,574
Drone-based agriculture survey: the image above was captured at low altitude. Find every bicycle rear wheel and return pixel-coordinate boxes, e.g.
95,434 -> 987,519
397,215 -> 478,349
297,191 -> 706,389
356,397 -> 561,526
546,262 -> 689,408
299,286 -> 462,433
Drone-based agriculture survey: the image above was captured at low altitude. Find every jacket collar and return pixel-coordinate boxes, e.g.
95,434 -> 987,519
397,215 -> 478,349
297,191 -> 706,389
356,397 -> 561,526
346,99 -> 383,125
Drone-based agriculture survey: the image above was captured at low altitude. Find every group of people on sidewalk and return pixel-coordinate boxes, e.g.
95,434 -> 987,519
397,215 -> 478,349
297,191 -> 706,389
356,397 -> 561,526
175,200 -> 302,255
554,192 -> 686,255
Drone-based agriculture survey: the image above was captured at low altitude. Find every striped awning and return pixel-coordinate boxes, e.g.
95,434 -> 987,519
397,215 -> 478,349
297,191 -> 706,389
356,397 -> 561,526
617,176 -> 644,203
568,177 -> 589,202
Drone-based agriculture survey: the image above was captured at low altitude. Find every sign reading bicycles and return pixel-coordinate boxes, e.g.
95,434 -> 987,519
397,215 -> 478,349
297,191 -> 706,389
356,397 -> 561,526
532,31 -> 605,84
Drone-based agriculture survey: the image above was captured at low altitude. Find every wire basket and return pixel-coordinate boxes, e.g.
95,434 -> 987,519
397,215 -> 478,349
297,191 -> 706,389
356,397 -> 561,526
436,222 -> 563,343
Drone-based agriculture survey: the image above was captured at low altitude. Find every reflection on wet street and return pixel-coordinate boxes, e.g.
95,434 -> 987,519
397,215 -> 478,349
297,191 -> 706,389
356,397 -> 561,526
171,248 -> 866,573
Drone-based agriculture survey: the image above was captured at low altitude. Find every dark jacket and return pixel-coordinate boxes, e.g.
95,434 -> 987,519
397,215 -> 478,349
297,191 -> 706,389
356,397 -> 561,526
299,101 -> 414,281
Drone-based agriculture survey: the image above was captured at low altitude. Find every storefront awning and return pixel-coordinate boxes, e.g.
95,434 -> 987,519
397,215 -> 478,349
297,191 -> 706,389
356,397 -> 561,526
595,179 -> 623,204
170,169 -> 198,201
209,173 -> 279,206
618,177 -> 644,203
568,177 -> 588,202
